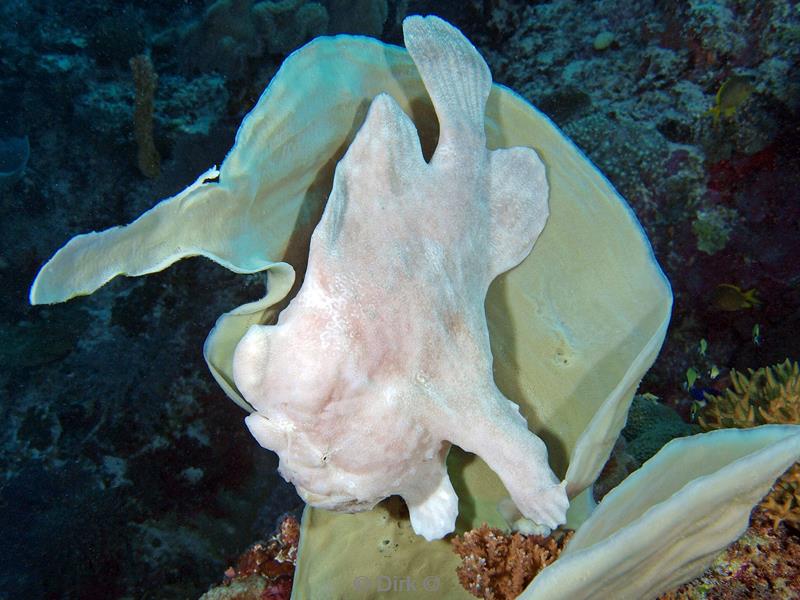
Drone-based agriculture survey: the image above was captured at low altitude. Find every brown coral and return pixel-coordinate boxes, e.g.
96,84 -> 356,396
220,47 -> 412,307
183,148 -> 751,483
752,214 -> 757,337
760,463 -> 800,531
452,524 -> 573,600
234,513 -> 299,576
698,359 -> 800,530
200,514 -> 299,600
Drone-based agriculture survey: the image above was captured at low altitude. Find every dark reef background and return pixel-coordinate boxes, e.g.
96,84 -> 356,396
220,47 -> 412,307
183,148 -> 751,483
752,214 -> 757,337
1,0 -> 798,597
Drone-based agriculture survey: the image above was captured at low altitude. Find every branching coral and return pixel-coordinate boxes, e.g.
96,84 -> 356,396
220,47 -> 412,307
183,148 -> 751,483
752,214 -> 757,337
452,525 -> 573,600
761,463 -> 800,530
698,360 -> 800,430
699,359 -> 800,528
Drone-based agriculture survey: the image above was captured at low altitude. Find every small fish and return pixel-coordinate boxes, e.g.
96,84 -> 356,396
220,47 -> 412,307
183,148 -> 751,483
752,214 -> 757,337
690,400 -> 703,422
698,338 -> 707,356
686,367 -> 699,390
752,323 -> 761,346
711,284 -> 761,311
705,75 -> 754,125
690,385 -> 721,401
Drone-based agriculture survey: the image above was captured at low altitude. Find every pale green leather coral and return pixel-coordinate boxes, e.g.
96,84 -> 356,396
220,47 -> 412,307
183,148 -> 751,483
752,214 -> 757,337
30,15 -> 800,600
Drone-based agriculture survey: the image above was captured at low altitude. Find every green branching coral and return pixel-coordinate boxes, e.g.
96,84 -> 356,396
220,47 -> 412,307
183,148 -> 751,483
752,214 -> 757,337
699,359 -> 800,528
698,360 -> 800,430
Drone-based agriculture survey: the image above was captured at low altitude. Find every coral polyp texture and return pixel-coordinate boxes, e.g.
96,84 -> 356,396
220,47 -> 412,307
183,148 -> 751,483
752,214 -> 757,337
699,359 -> 800,529
698,359 -> 800,430
232,16 -> 566,541
452,525 -> 573,600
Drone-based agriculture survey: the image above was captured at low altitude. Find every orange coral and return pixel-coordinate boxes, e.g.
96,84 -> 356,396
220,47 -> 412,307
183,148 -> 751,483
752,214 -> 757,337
452,524 -> 573,600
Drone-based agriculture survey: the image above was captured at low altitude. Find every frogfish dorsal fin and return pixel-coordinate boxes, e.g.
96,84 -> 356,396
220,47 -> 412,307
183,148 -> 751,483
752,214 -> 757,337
403,15 -> 491,155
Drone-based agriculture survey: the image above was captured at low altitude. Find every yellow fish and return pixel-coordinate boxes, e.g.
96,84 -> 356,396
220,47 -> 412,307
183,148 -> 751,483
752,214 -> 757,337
711,284 -> 761,311
705,75 -> 754,125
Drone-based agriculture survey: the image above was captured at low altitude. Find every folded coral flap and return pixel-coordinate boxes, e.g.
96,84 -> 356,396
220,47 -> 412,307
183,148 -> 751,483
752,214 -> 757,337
524,425 -> 800,600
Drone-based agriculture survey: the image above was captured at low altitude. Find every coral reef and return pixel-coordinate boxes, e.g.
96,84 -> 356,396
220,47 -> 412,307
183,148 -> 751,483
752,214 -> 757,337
622,394 -> 701,464
2,0 -> 798,597
452,524 -> 573,600
691,206 -> 738,255
328,0 -> 388,35
699,359 -> 800,529
0,460 -> 129,598
698,359 -> 800,430
593,436 -> 639,501
659,508 -> 800,599
169,0 -> 330,78
595,393 -> 701,502
0,135 -> 29,187
200,514 -> 299,600
467,0 -> 800,399
761,463 -> 800,531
